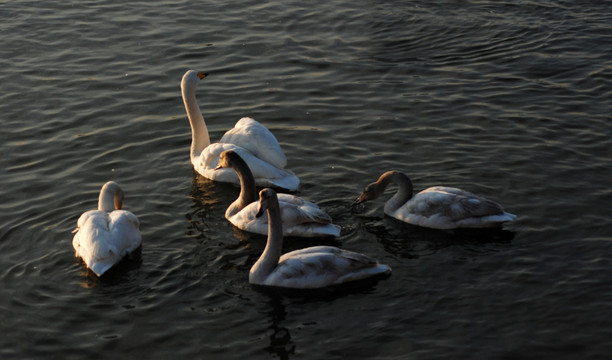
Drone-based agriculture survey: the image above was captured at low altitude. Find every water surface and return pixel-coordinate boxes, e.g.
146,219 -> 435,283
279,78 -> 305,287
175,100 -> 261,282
1,1 -> 611,359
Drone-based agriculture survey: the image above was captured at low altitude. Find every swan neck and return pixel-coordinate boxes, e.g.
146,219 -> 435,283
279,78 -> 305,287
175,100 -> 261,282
98,187 -> 116,212
233,157 -> 257,210
182,83 -> 210,162
381,171 -> 414,212
251,205 -> 283,282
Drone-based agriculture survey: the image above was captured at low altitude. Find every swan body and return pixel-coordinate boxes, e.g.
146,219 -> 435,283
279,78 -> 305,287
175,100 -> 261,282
181,70 -> 299,191
215,150 -> 340,237
353,171 -> 516,229
72,181 -> 141,276
250,188 -> 391,289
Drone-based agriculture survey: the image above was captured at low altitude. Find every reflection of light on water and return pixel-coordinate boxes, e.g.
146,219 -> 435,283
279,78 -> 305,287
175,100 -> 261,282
191,174 -> 221,206
78,270 -> 99,289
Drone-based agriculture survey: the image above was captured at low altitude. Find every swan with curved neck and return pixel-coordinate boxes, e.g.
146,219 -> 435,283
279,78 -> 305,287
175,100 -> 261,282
250,188 -> 391,288
353,171 -> 516,229
215,150 -> 340,237
72,181 -> 141,276
181,70 -> 299,191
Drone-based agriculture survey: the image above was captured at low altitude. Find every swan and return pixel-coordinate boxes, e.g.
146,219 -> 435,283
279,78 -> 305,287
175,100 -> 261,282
215,150 -> 340,237
72,181 -> 141,276
181,70 -> 299,191
353,171 -> 516,229
250,188 -> 391,288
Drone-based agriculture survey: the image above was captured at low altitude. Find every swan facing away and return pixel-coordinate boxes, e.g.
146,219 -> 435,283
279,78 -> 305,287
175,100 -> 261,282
181,70 -> 299,191
250,188 -> 391,289
72,181 -> 141,276
353,171 -> 516,230
215,150 -> 340,237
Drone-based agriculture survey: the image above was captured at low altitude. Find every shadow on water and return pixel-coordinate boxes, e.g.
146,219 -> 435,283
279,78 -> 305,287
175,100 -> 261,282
260,294 -> 295,360
251,272 -> 391,302
76,247 -> 143,287
357,215 -> 514,258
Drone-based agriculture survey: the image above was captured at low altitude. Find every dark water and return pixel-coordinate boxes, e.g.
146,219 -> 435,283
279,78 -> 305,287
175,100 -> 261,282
1,0 -> 611,358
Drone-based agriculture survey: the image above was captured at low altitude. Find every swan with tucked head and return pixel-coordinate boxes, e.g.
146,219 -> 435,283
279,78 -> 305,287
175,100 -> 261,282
215,150 -> 340,237
353,171 -> 516,229
72,181 -> 141,276
181,70 -> 299,191
250,188 -> 391,289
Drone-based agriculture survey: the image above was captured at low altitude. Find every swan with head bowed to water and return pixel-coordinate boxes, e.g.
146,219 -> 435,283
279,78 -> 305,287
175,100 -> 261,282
72,181 -> 141,276
215,150 -> 340,237
249,188 -> 391,289
353,171 -> 516,230
181,70 -> 299,191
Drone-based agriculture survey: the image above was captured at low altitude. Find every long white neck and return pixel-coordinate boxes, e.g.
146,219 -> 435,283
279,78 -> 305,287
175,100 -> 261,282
249,205 -> 283,284
181,78 -> 210,164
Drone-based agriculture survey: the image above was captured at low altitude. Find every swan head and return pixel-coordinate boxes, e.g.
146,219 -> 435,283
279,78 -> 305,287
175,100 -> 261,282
352,181 -> 382,206
99,181 -> 125,211
256,188 -> 278,218
214,150 -> 241,171
181,70 -> 208,91
352,171 -> 412,206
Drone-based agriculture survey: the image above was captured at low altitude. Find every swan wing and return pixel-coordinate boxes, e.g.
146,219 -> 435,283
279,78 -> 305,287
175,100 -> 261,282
393,186 -> 514,229
108,210 -> 142,256
73,210 -> 122,276
264,246 -> 389,288
219,117 -> 287,169
277,194 -> 333,225
196,143 -> 299,191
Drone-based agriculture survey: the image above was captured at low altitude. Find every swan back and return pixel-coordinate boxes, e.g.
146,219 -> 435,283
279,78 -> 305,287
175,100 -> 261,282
220,117 -> 287,169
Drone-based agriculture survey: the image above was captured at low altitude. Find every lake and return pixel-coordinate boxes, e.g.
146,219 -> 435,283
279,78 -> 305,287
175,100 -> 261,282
1,0 -> 611,359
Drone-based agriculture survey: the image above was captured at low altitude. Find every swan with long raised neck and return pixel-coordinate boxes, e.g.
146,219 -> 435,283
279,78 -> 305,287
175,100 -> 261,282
72,181 -> 141,276
215,150 -> 340,237
353,171 -> 516,229
181,70 -> 299,191
249,188 -> 391,288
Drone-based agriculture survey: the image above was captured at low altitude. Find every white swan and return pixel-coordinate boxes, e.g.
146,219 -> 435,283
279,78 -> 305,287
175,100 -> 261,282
181,70 -> 299,191
250,188 -> 391,288
353,171 -> 516,229
72,181 -> 141,276
215,150 -> 340,237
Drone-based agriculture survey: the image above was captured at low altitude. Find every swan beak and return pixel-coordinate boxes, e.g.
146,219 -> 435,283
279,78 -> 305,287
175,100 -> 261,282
351,193 -> 366,206
197,72 -> 208,80
213,164 -> 222,171
72,227 -> 79,234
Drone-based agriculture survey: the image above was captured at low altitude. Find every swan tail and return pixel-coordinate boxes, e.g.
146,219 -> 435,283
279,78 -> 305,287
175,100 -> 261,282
90,261 -> 115,276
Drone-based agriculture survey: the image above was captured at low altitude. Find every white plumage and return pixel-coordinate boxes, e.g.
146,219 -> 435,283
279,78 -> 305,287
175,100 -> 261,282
250,188 -> 391,289
181,70 -> 299,191
215,150 -> 340,237
353,171 -> 516,229
72,181 -> 141,276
